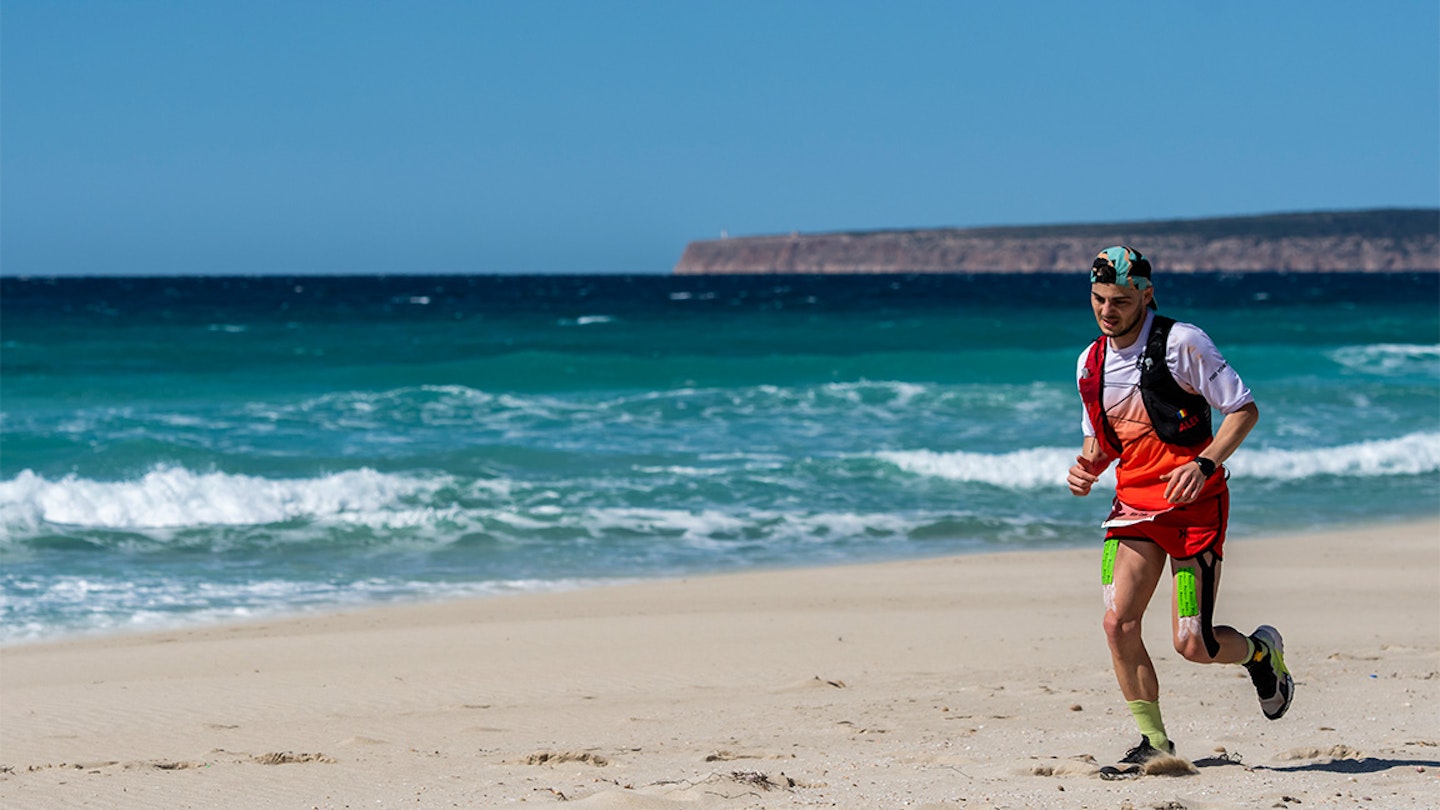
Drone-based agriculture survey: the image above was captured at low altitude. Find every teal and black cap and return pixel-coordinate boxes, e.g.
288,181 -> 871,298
1090,245 -> 1157,310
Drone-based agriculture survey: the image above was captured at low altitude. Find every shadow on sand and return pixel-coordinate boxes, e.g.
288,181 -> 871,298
1254,757 -> 1440,775
1194,754 -> 1440,776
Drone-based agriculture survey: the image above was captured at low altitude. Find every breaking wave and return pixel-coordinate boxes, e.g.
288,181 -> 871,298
874,431 -> 1440,488
0,466 -> 452,531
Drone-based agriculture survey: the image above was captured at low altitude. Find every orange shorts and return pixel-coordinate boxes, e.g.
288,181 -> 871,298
1103,484 -> 1229,560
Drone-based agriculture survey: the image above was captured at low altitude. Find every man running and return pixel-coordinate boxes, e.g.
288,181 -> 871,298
1067,246 -> 1293,769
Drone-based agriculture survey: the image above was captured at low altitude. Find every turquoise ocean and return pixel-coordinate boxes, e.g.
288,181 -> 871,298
2,273 -> 1437,644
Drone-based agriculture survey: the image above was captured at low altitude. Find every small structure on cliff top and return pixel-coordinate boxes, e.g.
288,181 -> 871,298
673,209 -> 1439,274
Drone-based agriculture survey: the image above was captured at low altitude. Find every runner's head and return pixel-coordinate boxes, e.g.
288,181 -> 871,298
1089,246 -> 1154,341
1090,246 -> 1156,309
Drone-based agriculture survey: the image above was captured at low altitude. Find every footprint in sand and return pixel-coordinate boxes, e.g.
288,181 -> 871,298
777,676 -> 847,692
1278,744 -> 1363,761
252,752 -> 336,765
522,751 -> 610,767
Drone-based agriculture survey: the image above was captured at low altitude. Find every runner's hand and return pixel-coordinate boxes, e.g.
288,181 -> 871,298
1068,455 -> 1106,496
1160,462 -> 1207,505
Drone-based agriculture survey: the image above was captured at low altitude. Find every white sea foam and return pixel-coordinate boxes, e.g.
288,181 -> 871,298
632,465 -> 730,476
4,467 -> 941,542
584,507 -> 751,539
1226,431 -> 1440,480
821,380 -> 929,406
875,447 -> 1101,489
254,385 -> 579,430
197,380 -> 1067,444
562,506 -> 941,549
1328,343 -> 1440,375
0,466 -> 449,530
875,431 -> 1440,489
0,575 -> 623,645
6,432 -> 1435,543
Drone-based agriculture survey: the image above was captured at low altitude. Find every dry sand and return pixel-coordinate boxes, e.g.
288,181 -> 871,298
2,519 -> 1437,809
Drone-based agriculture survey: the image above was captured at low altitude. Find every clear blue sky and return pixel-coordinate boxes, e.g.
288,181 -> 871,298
4,1 -> 1437,276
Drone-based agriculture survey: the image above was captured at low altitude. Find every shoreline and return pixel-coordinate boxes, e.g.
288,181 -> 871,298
6,513 -> 1434,651
3,518 -> 1437,808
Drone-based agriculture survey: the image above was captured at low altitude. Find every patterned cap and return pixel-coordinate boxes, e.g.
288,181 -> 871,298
1090,246 -> 1157,310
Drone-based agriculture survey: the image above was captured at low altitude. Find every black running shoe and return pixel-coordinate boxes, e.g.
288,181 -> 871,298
1119,736 -> 1176,765
1244,625 -> 1294,720
1100,737 -> 1177,780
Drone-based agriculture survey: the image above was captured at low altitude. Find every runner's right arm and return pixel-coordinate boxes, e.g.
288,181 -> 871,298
1068,436 -> 1111,497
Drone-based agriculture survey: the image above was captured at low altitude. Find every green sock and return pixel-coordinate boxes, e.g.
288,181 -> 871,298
1244,635 -> 1259,664
1127,699 -> 1170,750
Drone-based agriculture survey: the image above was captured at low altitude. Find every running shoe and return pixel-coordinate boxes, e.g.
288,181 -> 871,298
1099,736 -> 1177,780
1118,736 -> 1175,765
1245,625 -> 1294,720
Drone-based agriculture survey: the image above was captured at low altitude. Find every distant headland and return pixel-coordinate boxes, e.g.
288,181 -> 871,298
672,208 -> 1439,275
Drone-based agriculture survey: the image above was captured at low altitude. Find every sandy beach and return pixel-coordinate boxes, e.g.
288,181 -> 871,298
2,519 -> 1436,809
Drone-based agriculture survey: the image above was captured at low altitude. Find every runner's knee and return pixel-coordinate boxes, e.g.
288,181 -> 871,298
1103,610 -> 1141,645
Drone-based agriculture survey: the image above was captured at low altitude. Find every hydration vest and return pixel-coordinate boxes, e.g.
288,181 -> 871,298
1079,315 -> 1213,459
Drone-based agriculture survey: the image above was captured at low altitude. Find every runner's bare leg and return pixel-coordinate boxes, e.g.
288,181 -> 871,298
1105,538 -> 1168,701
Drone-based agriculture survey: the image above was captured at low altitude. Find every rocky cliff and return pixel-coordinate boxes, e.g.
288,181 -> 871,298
673,209 -> 1439,274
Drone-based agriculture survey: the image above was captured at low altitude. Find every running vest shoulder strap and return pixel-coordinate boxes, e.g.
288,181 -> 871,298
1080,337 -> 1121,458
1140,316 -> 1213,447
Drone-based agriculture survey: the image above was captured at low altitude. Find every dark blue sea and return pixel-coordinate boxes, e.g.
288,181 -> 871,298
2,273 -> 1437,644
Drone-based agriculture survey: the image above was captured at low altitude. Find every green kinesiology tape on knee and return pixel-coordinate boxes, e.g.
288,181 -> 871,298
1101,538 -> 1118,586
1175,568 -> 1199,618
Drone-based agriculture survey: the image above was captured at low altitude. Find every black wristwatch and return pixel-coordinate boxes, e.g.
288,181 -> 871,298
1194,457 -> 1217,478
